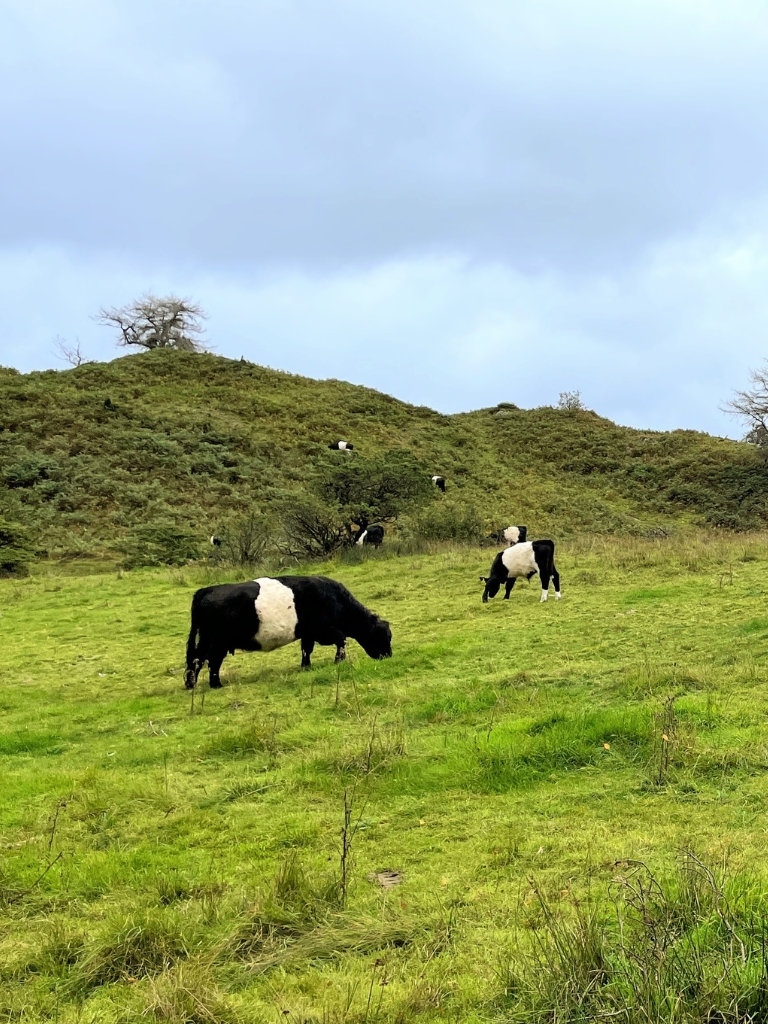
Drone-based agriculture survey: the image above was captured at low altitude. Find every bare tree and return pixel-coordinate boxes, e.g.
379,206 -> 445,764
95,294 -> 207,352
725,365 -> 768,447
53,336 -> 87,367
558,389 -> 585,411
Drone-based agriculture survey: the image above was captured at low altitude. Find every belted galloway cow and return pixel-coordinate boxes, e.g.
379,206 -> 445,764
480,540 -> 561,603
185,576 -> 392,689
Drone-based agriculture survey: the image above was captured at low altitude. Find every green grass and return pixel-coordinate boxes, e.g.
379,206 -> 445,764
5,532 -> 768,1020
4,350 -> 768,566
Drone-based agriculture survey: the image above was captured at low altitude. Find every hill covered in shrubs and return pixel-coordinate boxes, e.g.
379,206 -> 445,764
1,350 -> 766,568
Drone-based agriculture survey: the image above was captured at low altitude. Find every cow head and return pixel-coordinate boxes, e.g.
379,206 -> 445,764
479,575 -> 502,602
361,618 -> 393,659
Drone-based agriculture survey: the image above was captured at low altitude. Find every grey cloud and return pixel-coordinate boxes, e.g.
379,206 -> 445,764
4,1 -> 768,272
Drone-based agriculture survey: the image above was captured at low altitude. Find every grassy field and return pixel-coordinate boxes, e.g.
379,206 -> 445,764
4,533 -> 768,1022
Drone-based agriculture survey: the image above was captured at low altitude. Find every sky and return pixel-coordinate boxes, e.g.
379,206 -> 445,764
2,1 -> 768,435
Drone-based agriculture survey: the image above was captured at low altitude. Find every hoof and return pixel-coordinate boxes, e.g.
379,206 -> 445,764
209,679 -> 223,689
555,592 -> 562,600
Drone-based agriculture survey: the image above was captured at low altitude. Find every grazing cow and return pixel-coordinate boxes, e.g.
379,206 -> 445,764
488,525 -> 527,546
432,475 -> 446,492
329,440 -> 354,451
480,540 -> 561,603
209,535 -> 222,547
184,575 -> 392,688
355,525 -> 385,548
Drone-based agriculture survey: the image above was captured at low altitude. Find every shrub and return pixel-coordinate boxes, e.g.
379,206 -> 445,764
315,449 -> 434,531
276,493 -> 347,557
0,519 -> 33,577
121,522 -> 202,568
214,512 -> 273,566
411,502 -> 484,543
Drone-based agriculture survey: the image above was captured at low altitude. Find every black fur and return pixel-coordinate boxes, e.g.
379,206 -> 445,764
480,540 -> 560,603
329,440 -> 354,450
185,575 -> 392,689
354,525 -> 385,547
432,476 -> 446,492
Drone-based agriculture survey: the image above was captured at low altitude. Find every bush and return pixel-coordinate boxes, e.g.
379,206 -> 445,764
277,494 -> 347,558
411,502 -> 484,543
315,449 -> 434,530
0,519 -> 33,577
121,522 -> 202,569
214,512 -> 273,566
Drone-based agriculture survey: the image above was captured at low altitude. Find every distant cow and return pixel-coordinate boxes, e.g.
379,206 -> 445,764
209,535 -> 222,547
432,475 -> 446,492
185,576 -> 392,688
329,440 -> 354,451
480,540 -> 561,603
355,525 -> 385,548
488,525 -> 527,546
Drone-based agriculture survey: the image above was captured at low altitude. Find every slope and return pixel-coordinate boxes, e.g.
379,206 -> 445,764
0,350 -> 766,561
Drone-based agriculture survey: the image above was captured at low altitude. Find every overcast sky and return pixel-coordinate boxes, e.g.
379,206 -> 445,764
2,0 -> 768,434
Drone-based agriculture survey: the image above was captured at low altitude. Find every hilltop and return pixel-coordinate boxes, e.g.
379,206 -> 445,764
1,350 -> 766,561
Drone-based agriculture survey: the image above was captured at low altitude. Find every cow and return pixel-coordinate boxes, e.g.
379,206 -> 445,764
480,540 -> 561,603
355,525 -> 385,548
432,475 -> 446,492
184,575 -> 392,689
209,535 -> 222,547
329,440 -> 354,451
488,525 -> 527,546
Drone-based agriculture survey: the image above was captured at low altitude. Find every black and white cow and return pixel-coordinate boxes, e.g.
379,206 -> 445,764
184,575 -> 392,688
432,475 -> 446,492
488,525 -> 527,546
209,535 -> 222,547
480,540 -> 561,603
329,440 -> 354,451
355,525 -> 385,548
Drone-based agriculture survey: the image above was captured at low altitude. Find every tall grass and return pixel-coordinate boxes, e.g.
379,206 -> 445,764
501,853 -> 768,1023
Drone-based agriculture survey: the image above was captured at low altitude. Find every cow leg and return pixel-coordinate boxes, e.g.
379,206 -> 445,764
207,647 -> 227,688
539,565 -> 551,602
334,642 -> 347,663
552,564 -> 562,599
301,639 -> 315,670
504,578 -> 516,599
185,634 -> 209,689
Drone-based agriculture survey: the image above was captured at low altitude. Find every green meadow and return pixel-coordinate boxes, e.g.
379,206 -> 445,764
4,532 -> 768,1022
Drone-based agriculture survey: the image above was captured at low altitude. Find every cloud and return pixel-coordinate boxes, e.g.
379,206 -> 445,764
1,0 -> 768,434
4,200 -> 768,436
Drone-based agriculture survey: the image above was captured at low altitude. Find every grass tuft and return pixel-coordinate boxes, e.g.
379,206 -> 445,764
68,908 -> 196,992
471,708 -> 651,791
501,854 -> 768,1024
142,962 -> 244,1024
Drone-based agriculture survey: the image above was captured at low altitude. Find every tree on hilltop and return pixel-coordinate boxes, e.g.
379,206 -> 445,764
726,364 -> 768,448
96,294 -> 207,352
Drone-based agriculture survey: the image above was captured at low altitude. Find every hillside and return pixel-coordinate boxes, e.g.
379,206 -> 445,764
1,350 -> 766,561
